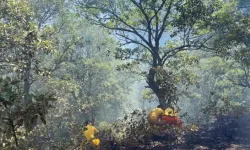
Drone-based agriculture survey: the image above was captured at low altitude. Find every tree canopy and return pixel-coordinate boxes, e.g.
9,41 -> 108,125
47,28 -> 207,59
75,0 -> 240,107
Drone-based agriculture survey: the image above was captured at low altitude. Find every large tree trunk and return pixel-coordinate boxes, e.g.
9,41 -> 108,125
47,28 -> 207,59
155,91 -> 167,108
147,67 -> 168,108
147,67 -> 174,108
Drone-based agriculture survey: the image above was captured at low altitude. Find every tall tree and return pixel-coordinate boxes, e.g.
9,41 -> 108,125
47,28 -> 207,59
29,0 -> 66,28
0,0 -> 56,148
212,1 -> 250,89
75,0 -> 237,107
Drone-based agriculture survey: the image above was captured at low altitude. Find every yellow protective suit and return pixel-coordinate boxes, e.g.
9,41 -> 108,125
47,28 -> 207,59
83,125 -> 100,147
148,108 -> 164,124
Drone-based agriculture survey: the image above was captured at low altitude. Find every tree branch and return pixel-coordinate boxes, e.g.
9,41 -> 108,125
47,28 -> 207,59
10,119 -> 18,147
157,0 -> 174,41
84,4 -> 153,47
149,0 -> 167,22
116,32 -> 153,53
161,45 -> 191,64
242,65 -> 250,87
226,75 -> 249,88
130,0 -> 154,49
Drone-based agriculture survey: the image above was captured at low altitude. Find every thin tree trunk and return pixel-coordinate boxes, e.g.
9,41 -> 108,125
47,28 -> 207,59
23,58 -> 31,105
10,120 -> 18,147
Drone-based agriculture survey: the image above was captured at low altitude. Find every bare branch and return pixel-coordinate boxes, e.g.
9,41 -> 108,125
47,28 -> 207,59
149,0 -> 167,22
116,32 -> 153,53
161,34 -> 216,65
130,0 -> 154,49
161,45 -> 192,65
38,7 -> 54,28
157,0 -> 174,41
83,4 -> 153,49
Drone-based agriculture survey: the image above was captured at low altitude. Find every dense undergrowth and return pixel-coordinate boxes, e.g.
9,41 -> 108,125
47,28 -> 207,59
73,106 -> 250,150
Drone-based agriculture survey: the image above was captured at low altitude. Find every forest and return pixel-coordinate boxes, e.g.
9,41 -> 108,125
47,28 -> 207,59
1,0 -> 250,149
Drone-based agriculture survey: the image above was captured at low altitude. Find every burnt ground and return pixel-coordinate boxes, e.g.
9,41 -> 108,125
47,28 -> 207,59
149,112 -> 250,150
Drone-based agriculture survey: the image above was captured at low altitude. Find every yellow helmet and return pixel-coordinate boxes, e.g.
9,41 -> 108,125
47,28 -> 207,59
164,108 -> 174,116
92,139 -> 100,146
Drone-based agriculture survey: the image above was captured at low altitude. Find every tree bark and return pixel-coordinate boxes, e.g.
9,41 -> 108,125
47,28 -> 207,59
147,66 -> 174,108
155,91 -> 166,108
23,57 -> 31,105
10,119 -> 18,147
147,67 -> 168,107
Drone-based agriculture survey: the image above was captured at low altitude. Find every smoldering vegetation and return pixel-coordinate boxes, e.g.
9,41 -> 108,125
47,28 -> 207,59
1,0 -> 250,150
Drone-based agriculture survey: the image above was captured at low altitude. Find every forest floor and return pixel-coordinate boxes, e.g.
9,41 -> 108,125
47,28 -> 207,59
148,112 -> 250,150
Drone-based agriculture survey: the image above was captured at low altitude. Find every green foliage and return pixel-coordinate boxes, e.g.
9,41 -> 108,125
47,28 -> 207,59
29,0 -> 66,28
166,51 -> 200,86
0,0 -> 58,148
0,77 -> 56,149
141,89 -> 154,102
179,54 -> 250,126
75,0 -> 240,107
8,4 -> 141,148
89,110 -> 191,150
0,0 -> 55,72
